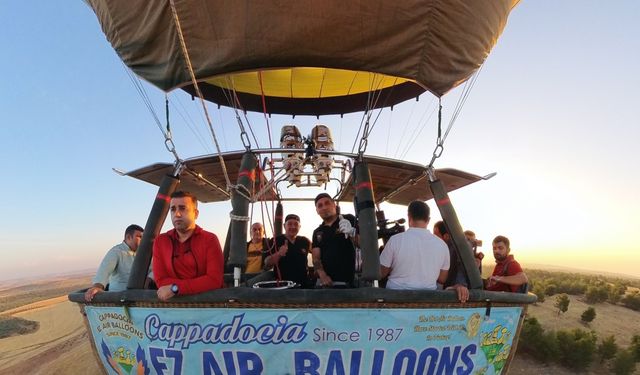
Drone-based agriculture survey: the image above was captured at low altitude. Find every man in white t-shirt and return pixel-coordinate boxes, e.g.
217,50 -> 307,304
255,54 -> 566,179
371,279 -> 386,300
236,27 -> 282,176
380,200 -> 468,302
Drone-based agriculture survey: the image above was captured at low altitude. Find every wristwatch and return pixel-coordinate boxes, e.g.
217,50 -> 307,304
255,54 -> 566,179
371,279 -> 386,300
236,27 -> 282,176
170,284 -> 179,294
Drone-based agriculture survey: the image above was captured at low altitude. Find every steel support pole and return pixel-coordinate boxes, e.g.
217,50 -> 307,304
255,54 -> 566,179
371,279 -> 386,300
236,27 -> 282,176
228,152 -> 257,270
127,174 -> 180,289
353,161 -> 380,281
429,178 -> 483,289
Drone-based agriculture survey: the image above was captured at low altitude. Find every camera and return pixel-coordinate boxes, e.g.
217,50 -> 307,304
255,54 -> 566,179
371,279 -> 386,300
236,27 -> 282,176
376,211 -> 405,246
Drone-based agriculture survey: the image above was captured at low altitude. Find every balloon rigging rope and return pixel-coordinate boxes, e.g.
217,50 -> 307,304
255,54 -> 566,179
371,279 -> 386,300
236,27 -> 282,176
443,65 -> 483,144
218,78 -> 261,150
122,64 -> 162,134
361,76 -> 394,141
384,109 -> 393,156
169,0 -> 231,189
398,98 -> 437,159
257,72 -> 278,205
427,65 -> 484,168
122,63 -> 184,160
393,98 -> 418,159
230,81 -> 261,150
350,74 -> 387,154
170,96 -> 212,153
257,72 -> 274,150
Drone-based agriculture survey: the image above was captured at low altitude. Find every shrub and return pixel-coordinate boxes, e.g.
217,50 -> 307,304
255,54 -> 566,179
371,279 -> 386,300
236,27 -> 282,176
530,285 -> 545,303
630,335 -> 640,362
0,315 -> 39,339
536,289 -> 546,303
611,349 -> 637,375
581,307 -> 596,324
598,335 -> 618,363
608,291 -> 622,304
554,294 -> 570,315
519,317 -> 559,363
545,283 -> 558,296
556,328 -> 597,370
520,317 -> 544,351
621,291 -> 640,311
585,285 -> 609,304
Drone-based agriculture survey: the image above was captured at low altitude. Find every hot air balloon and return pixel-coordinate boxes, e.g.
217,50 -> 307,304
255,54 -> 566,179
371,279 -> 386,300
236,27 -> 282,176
70,1 -> 535,374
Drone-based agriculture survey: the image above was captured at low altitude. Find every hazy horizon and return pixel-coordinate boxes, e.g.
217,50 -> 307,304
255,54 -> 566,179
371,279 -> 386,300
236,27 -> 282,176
1,259 -> 638,285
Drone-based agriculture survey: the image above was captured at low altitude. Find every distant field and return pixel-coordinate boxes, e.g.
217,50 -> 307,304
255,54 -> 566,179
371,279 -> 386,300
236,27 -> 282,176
529,294 -> 640,346
0,298 -> 100,374
0,274 -> 91,314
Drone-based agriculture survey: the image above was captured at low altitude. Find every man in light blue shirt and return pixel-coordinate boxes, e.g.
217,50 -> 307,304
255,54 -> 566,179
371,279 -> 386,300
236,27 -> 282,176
84,224 -> 145,301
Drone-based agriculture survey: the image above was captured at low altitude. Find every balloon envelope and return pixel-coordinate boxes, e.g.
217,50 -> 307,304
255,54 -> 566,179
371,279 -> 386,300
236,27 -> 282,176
88,0 -> 519,116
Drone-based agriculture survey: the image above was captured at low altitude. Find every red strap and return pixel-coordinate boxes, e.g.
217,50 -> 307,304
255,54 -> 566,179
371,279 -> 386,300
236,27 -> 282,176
355,181 -> 373,190
436,197 -> 450,205
501,260 -> 512,276
156,193 -> 171,202
238,169 -> 256,181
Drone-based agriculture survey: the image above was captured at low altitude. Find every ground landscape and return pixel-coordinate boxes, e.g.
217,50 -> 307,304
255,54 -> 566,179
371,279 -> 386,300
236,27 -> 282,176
0,269 -> 639,374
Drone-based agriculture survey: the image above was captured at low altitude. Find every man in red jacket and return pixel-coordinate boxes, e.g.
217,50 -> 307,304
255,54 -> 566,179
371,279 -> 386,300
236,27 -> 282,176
153,191 -> 224,301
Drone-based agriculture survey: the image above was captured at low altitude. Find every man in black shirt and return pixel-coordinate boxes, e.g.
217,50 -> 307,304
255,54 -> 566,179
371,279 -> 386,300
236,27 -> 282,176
311,193 -> 357,287
264,214 -> 311,287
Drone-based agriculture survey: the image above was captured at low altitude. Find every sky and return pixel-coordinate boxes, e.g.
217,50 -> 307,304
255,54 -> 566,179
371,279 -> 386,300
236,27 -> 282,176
1,1 -> 639,281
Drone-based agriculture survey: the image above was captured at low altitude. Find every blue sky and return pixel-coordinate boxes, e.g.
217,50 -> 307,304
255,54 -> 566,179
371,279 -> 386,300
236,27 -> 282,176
1,1 -> 639,280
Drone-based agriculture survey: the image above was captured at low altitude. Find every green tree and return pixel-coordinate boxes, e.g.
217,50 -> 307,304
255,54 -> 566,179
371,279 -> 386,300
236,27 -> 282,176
556,328 -> 597,370
608,290 -> 622,304
598,335 -> 618,363
585,285 -> 608,304
613,282 -> 627,296
608,283 -> 624,304
621,291 -> 640,311
536,289 -> 546,303
530,285 -> 546,303
611,349 -> 637,375
545,283 -> 558,296
519,317 -> 559,363
581,307 -> 596,324
554,294 -> 570,315
630,335 -> 640,362
520,317 -> 544,354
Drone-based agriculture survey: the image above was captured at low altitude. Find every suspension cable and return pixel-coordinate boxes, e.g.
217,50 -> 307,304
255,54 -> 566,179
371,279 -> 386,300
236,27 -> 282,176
427,97 -> 444,168
218,82 -> 254,149
258,71 -> 274,149
168,0 -> 231,188
219,76 -> 261,151
351,73 -> 387,156
399,99 -> 437,159
171,95 -> 212,153
445,65 -> 484,141
122,64 -> 181,161
426,66 -> 483,168
228,79 -> 256,150
256,72 -> 278,211
163,96 -> 181,161
362,78 -> 397,137
358,75 -> 389,156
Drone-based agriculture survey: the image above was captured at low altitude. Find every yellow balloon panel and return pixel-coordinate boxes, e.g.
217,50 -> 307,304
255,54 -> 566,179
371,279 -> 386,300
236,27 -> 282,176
204,68 -> 412,99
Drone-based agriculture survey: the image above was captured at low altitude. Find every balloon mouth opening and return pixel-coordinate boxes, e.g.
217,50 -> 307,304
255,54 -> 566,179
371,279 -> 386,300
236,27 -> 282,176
194,67 -> 417,99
